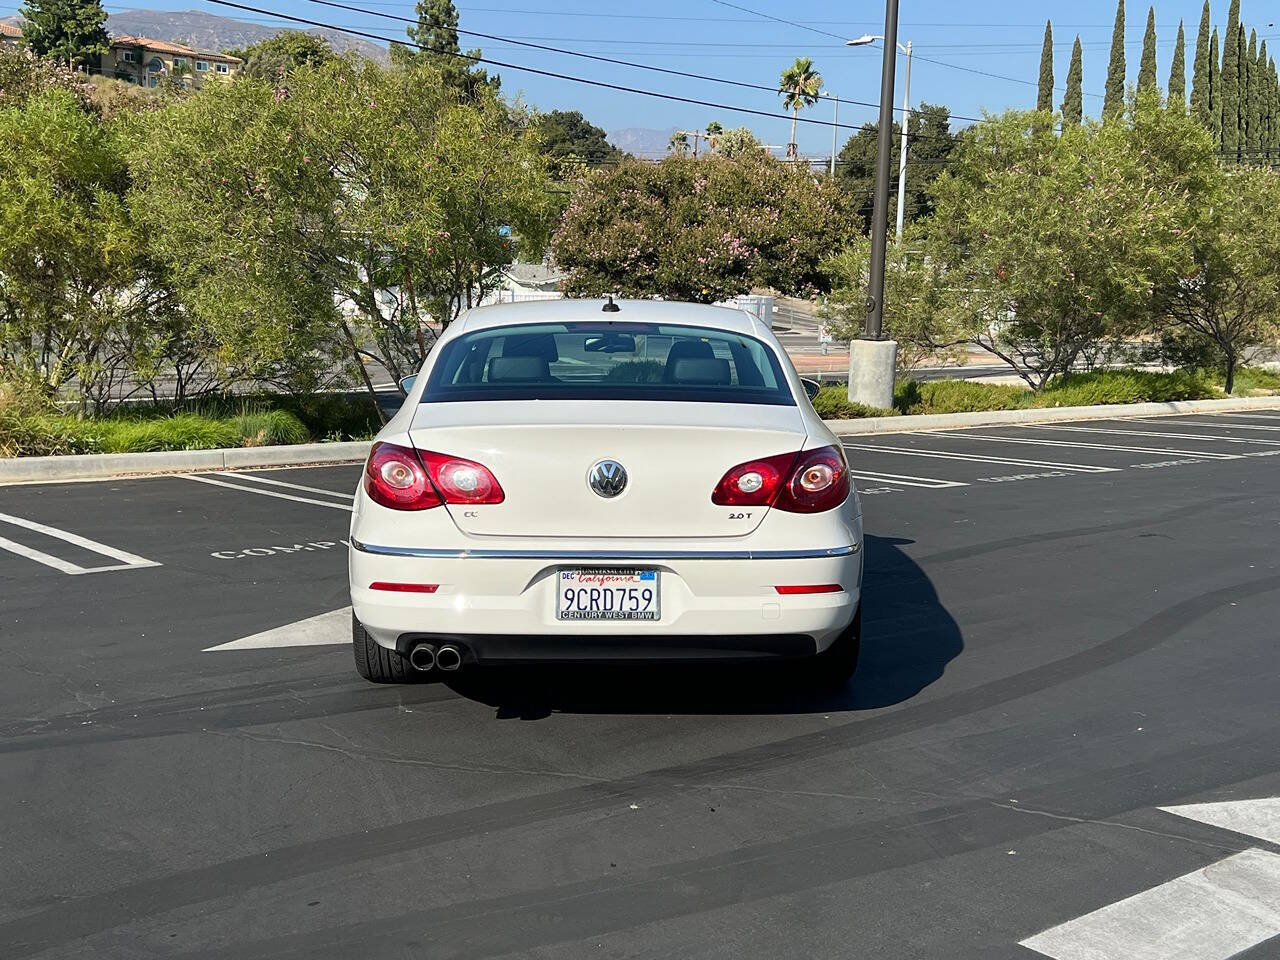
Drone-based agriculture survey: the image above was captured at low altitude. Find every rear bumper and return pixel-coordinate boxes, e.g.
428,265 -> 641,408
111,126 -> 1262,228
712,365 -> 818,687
349,540 -> 861,662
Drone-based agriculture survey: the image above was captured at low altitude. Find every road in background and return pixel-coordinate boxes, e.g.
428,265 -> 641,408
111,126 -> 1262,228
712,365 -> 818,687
2,411 -> 1279,958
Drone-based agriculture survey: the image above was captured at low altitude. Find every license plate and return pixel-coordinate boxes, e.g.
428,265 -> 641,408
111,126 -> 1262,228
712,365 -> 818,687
557,567 -> 660,621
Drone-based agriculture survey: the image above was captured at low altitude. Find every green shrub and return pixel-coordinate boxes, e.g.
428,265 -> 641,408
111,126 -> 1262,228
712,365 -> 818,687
232,409 -> 311,446
897,379 -> 1026,415
1035,369 -> 1214,406
93,415 -> 241,453
1211,366 -> 1280,394
812,386 -> 896,420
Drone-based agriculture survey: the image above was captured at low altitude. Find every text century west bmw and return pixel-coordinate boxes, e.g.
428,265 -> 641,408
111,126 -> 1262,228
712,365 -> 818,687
348,299 -> 863,684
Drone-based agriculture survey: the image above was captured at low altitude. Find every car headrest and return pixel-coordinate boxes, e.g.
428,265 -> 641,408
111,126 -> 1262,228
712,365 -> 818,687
663,339 -> 715,382
669,357 -> 731,385
502,333 -> 559,362
488,355 -> 550,382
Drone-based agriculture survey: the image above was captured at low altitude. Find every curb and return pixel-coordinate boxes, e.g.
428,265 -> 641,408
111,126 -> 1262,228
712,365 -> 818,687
0,441 -> 372,485
823,395 -> 1280,435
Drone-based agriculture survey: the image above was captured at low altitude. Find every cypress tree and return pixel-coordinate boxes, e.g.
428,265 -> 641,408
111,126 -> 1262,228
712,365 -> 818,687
1246,30 -> 1259,154
1037,20 -> 1055,111
1169,20 -> 1187,107
1104,0 -> 1126,119
1221,0 -> 1240,158
1062,36 -> 1084,125
1271,57 -> 1279,158
1254,38 -> 1268,156
1137,7 -> 1159,96
1209,28 -> 1222,146
1191,0 -> 1211,124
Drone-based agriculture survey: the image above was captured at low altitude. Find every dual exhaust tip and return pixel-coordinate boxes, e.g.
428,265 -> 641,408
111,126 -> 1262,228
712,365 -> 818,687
407,642 -> 463,673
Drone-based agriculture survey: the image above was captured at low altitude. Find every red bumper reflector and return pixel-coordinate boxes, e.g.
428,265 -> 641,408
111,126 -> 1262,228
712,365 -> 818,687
369,582 -> 439,593
774,584 -> 844,595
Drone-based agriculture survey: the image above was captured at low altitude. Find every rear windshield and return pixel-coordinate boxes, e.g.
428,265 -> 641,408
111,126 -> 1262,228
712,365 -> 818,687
421,322 -> 795,406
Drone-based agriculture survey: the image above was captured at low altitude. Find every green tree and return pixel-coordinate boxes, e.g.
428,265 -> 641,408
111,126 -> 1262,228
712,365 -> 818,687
1169,19 -> 1187,107
1062,36 -> 1083,125
667,130 -> 689,156
927,102 -> 1215,388
0,90 -> 164,401
712,126 -> 762,158
233,30 -> 335,81
128,60 -> 553,411
821,228 -> 962,373
395,0 -> 496,98
1270,56 -> 1279,159
18,0 -> 108,68
553,152 -> 857,303
1037,21 -> 1054,112
1137,7 -> 1158,96
1209,28 -> 1222,145
1191,1 -> 1211,125
1104,0 -> 1126,119
1245,30 -> 1259,153
534,109 -> 621,165
1221,0 -> 1241,157
1161,167 -> 1280,392
779,56 -> 821,159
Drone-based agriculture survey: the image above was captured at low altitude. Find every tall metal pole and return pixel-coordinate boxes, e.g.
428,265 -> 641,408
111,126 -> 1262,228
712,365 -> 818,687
829,94 -> 839,178
864,0 -> 900,339
894,42 -> 912,241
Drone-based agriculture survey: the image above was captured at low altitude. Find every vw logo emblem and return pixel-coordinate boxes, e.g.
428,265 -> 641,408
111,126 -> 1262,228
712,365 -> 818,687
588,459 -> 628,498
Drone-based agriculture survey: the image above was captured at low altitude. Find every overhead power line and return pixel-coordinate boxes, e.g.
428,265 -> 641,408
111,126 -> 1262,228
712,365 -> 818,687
300,0 -> 986,125
202,0 -> 970,147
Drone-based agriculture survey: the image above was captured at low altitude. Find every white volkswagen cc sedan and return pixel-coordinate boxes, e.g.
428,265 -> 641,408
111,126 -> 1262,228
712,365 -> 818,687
348,299 -> 863,686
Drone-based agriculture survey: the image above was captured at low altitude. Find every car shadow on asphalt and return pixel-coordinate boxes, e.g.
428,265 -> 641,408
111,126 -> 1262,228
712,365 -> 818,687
445,535 -> 963,719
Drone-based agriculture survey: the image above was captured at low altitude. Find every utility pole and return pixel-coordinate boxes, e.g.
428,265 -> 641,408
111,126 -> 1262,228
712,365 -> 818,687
894,41 -> 912,240
822,90 -> 840,177
845,0 -> 900,409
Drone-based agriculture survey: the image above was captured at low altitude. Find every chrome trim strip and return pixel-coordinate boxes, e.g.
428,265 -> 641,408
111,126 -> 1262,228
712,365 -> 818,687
350,538 -> 860,560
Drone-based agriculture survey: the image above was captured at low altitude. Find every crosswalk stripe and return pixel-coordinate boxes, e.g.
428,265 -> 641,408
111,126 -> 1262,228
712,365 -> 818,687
840,441 -> 1120,473
927,431 -> 1241,460
181,474 -> 353,511
1021,848 -> 1280,960
1160,797 -> 1280,846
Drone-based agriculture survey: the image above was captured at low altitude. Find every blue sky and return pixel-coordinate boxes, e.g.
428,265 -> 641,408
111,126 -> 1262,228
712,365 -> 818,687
9,0 -> 1279,153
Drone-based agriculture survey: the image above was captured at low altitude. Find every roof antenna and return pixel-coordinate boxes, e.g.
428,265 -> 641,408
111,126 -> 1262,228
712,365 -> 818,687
602,294 -> 621,313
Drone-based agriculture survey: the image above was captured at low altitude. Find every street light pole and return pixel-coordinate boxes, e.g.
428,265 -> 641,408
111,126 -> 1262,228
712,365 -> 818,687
824,90 -> 839,178
894,41 -> 912,241
843,0 -> 901,409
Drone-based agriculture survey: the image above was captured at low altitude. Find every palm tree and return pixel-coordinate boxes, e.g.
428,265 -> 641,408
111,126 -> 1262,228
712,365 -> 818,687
667,130 -> 689,156
705,120 -> 724,151
779,57 -> 822,159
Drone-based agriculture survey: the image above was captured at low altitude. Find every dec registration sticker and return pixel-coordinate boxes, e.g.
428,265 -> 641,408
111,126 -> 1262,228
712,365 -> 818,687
557,568 -> 660,621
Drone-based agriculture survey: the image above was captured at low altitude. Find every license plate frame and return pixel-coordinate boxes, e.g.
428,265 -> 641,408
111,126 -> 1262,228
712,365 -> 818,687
556,567 -> 660,622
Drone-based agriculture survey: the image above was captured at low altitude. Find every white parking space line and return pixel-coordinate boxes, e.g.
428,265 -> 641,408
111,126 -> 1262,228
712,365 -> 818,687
1020,849 -> 1280,960
848,471 -> 967,489
839,441 -> 1120,473
181,475 -> 353,512
1161,418 -> 1280,433
1036,424 -> 1280,446
0,511 -> 160,575
225,473 -> 355,499
1202,411 -> 1280,421
928,432 -> 1242,460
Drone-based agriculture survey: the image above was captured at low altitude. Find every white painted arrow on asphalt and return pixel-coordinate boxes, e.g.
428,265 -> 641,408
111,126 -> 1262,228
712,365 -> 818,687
1160,797 -> 1280,846
1021,797 -> 1280,960
203,607 -> 350,651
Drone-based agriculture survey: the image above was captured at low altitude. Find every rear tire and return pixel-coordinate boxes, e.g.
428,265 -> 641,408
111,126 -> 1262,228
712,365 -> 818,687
352,612 -> 427,683
798,607 -> 861,691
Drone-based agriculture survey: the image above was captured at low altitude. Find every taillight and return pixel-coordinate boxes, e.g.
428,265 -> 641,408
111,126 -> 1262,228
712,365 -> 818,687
711,445 -> 849,514
419,450 -> 504,504
363,441 -> 504,511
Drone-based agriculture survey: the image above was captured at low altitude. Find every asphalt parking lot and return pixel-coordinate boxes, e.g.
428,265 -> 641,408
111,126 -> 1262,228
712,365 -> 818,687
2,410 -> 1280,959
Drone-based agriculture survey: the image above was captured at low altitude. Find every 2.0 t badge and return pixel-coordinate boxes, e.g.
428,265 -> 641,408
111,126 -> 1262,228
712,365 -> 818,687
588,459 -> 627,498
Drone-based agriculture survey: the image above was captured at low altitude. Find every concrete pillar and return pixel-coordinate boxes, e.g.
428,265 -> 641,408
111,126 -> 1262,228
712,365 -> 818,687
848,339 -> 898,411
